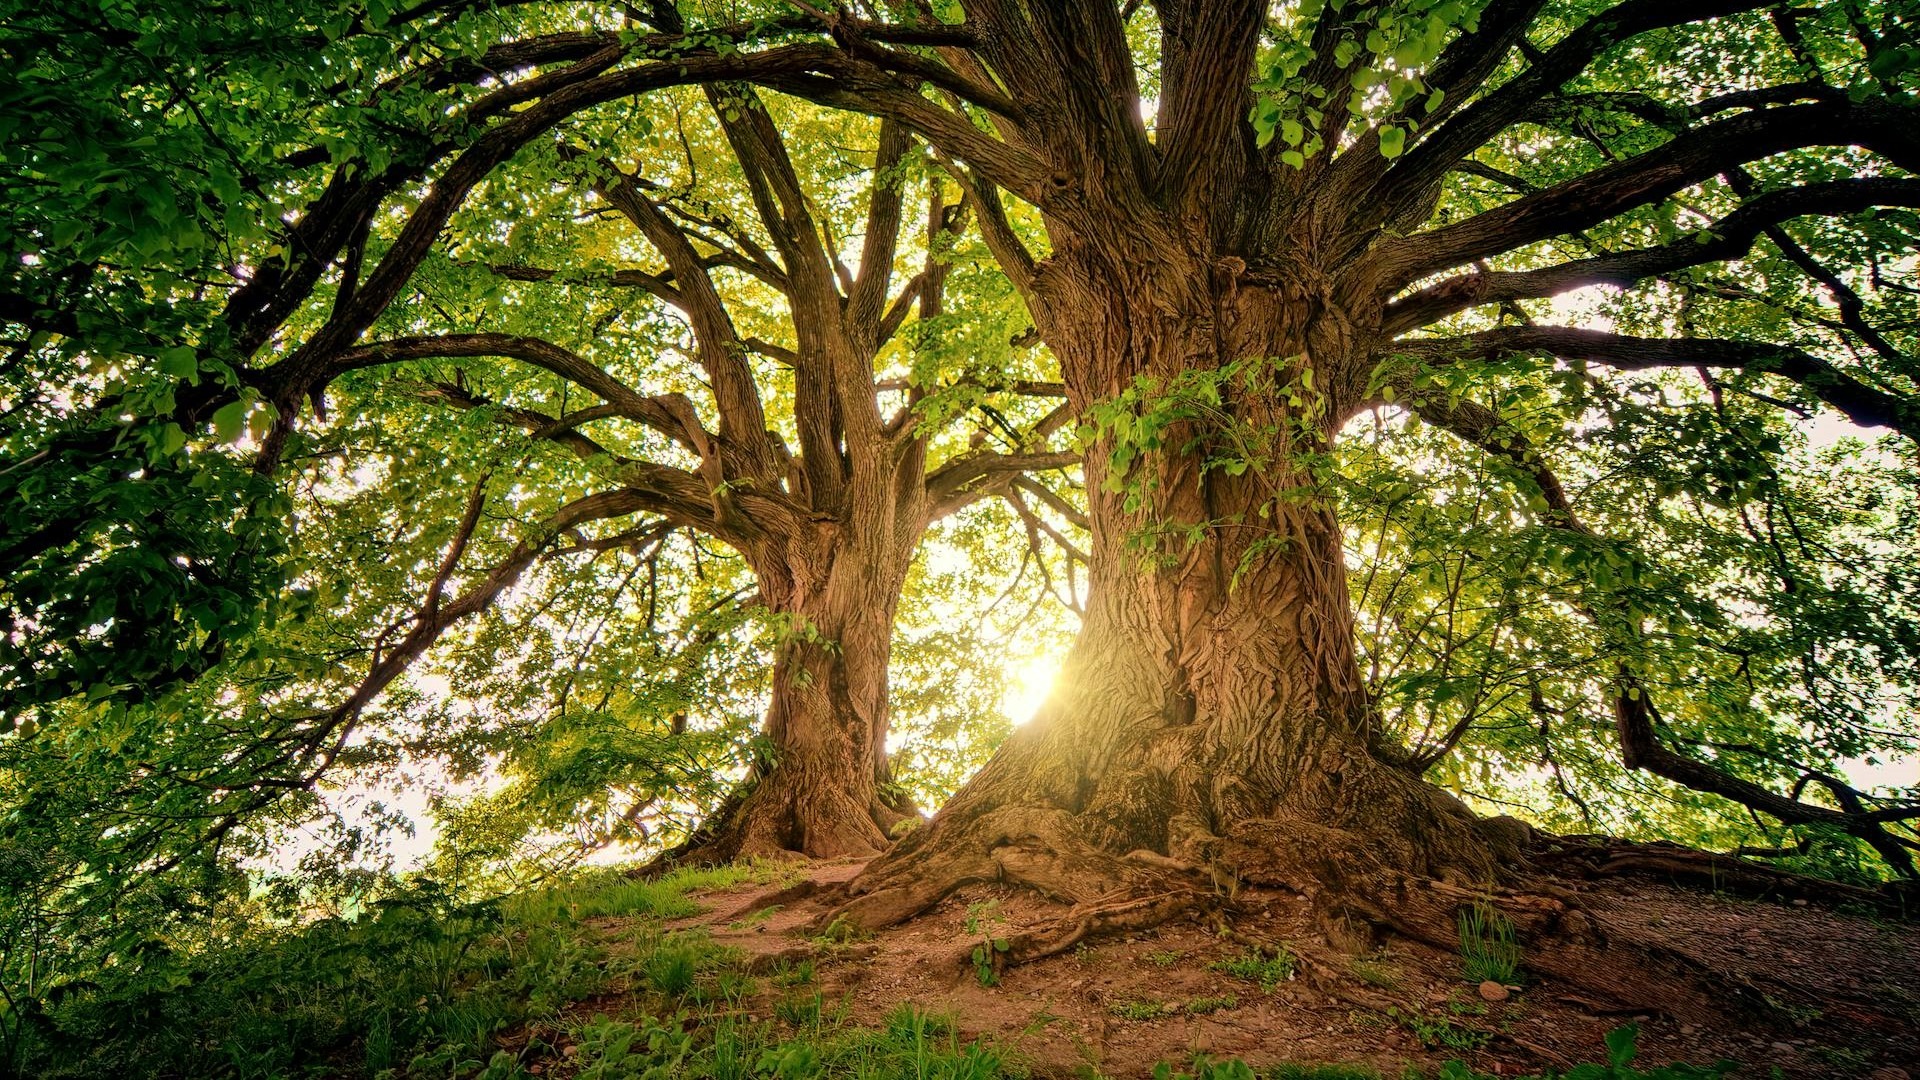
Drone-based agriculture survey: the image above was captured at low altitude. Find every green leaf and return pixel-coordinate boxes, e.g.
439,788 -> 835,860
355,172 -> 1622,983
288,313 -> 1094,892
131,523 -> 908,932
212,400 -> 250,443
1604,1023 -> 1639,1067
159,346 -> 198,381
1378,125 -> 1406,158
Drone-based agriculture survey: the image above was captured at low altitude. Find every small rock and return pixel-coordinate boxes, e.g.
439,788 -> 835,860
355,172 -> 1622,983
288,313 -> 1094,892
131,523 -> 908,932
1679,1024 -> 1698,1036
1791,898 -> 1808,906
1478,980 -> 1510,1002
561,1045 -> 579,1059
1867,1069 -> 1910,1080
1770,1042 -> 1794,1052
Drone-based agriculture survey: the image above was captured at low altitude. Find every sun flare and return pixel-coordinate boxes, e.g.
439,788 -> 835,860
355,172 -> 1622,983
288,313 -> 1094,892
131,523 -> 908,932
1001,654 -> 1064,726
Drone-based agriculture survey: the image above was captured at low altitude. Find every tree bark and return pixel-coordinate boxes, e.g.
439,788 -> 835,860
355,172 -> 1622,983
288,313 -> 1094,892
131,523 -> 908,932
668,509 -> 921,862
835,233 -> 1519,937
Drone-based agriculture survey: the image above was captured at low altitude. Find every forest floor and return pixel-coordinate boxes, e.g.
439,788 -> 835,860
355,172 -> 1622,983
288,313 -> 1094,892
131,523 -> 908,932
534,857 -> 1919,1080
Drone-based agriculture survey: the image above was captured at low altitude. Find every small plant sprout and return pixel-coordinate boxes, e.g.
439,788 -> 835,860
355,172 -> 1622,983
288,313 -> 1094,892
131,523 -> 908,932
963,900 -> 1011,987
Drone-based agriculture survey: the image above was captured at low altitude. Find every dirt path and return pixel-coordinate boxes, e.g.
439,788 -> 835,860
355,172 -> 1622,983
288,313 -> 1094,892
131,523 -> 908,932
590,859 -> 1917,1078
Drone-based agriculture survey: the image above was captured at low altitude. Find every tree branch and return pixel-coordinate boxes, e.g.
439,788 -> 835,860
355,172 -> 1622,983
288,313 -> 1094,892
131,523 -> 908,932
923,449 -> 1080,523
1391,326 -> 1919,439
1383,178 -> 1920,334
326,332 -> 711,453
1380,98 -> 1920,285
1366,0 -> 1778,224
1410,391 -> 1919,876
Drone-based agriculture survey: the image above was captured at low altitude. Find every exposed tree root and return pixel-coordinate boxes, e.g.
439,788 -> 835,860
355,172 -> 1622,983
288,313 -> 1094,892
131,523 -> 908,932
1533,834 -> 1905,909
821,794 -> 1848,1032
823,805 -> 1216,932
997,889 -> 1210,967
636,775 -> 897,875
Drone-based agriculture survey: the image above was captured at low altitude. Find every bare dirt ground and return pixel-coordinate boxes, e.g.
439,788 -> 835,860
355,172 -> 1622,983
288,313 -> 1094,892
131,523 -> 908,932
591,859 -> 1919,1078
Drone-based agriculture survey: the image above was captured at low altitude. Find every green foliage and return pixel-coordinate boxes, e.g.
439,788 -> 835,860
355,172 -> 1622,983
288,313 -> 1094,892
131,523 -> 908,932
0,862 -> 761,1078
1210,945 -> 1297,990
1247,0 -> 1489,165
1341,351 -> 1920,864
964,901 -> 1011,987
1456,901 -> 1522,986
1386,1007 -> 1491,1053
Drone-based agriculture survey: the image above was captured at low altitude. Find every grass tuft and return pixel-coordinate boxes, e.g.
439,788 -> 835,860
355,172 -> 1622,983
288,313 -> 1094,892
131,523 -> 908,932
1456,899 -> 1522,986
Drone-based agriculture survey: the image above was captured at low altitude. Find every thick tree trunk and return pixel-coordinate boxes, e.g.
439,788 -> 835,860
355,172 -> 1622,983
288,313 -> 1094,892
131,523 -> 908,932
669,515 -> 919,863
835,238 -> 1519,937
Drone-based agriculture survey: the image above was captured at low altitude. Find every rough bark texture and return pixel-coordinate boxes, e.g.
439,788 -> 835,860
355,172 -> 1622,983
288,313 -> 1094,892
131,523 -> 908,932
681,517 -> 917,862
762,0 -> 1920,949
837,227 -> 1520,942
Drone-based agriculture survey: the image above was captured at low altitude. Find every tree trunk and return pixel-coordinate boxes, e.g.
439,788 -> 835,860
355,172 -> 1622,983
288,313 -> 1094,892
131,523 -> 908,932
668,515 -> 919,863
835,236 -> 1520,936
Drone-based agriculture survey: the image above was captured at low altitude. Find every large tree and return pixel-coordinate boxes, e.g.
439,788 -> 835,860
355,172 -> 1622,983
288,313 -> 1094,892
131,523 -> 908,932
0,2 -> 1074,876
7,0 -> 1919,958
726,0 -> 1920,946
315,90 -> 1078,861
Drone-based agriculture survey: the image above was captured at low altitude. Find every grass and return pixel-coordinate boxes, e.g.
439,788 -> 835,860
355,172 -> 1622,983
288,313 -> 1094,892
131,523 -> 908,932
10,856 -> 1747,1080
1108,994 -> 1240,1020
637,934 -> 705,996
1386,1006 -> 1491,1053
1210,945 -> 1296,990
1456,900 -> 1522,986
1109,998 -> 1172,1021
729,904 -> 782,930
772,957 -> 817,987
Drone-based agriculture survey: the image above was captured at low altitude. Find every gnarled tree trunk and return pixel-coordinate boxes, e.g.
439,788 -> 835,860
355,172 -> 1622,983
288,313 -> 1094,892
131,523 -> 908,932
686,521 -> 918,862
836,230 -> 1519,938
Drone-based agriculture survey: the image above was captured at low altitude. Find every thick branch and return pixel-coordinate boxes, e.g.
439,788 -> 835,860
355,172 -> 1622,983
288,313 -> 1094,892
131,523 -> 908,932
327,333 -> 710,453
1383,178 -> 1920,334
1393,326 -> 1919,439
410,380 -> 737,540
1367,0 -> 1776,223
922,448 -> 1079,523
1382,99 -> 1920,285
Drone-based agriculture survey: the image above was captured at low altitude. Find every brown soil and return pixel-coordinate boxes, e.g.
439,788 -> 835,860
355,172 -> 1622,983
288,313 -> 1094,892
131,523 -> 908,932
576,859 -> 1919,1079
